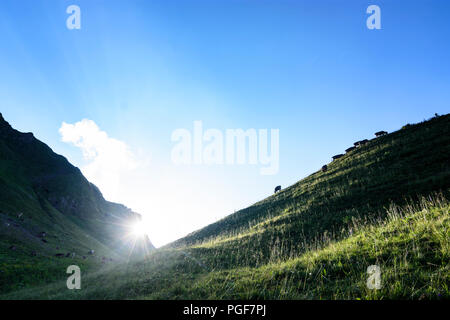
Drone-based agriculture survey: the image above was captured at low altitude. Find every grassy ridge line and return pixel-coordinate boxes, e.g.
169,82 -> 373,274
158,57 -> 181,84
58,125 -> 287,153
171,114 -> 450,250
2,195 -> 448,300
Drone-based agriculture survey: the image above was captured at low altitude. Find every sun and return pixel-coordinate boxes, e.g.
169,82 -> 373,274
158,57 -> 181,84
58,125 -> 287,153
130,221 -> 147,237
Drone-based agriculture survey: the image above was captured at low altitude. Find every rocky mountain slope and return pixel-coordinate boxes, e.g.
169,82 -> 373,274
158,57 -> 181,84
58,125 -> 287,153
0,113 -> 153,293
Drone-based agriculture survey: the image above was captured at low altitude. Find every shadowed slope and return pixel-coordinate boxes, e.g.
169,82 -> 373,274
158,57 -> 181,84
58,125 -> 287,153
0,113 -> 154,293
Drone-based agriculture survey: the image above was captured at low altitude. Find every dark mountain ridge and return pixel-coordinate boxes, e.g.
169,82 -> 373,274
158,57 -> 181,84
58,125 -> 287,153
0,112 -> 154,266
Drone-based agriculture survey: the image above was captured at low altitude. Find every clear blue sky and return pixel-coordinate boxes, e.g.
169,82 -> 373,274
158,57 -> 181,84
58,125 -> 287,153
0,0 -> 449,246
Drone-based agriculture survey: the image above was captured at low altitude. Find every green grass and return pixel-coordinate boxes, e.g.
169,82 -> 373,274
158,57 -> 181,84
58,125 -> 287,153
1,113 -> 449,299
182,195 -> 449,300
172,114 -> 450,251
2,194 -> 448,300
165,115 -> 450,276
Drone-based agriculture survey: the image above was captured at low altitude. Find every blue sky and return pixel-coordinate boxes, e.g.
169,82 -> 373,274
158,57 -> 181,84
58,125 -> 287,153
0,0 -> 449,246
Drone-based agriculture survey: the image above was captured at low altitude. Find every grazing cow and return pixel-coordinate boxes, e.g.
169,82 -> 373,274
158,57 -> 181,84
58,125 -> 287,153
88,249 -> 95,255
41,239 -> 48,243
31,251 -> 37,256
55,253 -> 65,257
274,185 -> 281,193
321,165 -> 328,172
345,146 -> 356,153
354,139 -> 369,147
332,154 -> 344,160
375,131 -> 387,137
38,231 -> 46,238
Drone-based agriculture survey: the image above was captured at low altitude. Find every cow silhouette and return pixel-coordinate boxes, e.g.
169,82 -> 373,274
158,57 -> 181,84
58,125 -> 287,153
354,139 -> 369,147
332,154 -> 344,160
375,131 -> 387,137
274,185 -> 281,193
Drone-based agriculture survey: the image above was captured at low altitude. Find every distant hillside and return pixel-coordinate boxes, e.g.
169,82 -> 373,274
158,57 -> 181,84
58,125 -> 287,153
0,113 -> 154,293
171,114 -> 450,257
1,113 -> 448,300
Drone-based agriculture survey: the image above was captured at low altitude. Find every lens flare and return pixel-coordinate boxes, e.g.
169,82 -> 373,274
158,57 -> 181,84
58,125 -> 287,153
130,221 -> 147,236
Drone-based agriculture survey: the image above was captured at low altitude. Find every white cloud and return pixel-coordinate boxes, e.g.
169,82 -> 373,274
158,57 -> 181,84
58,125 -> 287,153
58,119 -> 247,248
59,119 -> 138,201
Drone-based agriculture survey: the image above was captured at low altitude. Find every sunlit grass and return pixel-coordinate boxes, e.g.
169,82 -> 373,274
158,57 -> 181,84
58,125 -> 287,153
2,193 -> 448,300
1,114 -> 449,299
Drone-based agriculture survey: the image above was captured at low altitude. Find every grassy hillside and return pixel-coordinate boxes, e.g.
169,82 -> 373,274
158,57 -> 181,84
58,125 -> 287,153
3,193 -> 448,299
170,114 -> 450,267
1,113 -> 449,299
0,113 -> 154,294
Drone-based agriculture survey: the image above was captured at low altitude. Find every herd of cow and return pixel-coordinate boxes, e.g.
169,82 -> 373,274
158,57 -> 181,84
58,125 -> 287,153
323,130 -> 387,172
274,130 -> 388,193
8,230 -> 114,264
